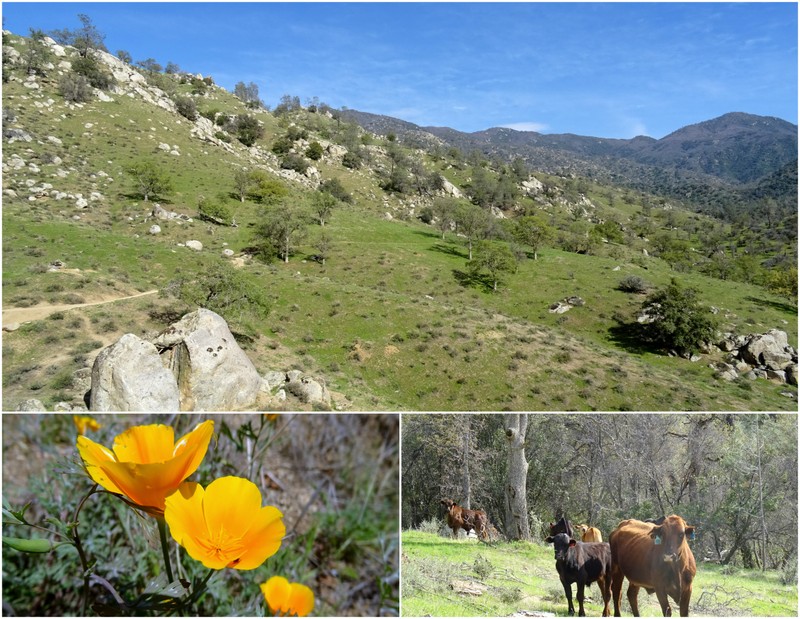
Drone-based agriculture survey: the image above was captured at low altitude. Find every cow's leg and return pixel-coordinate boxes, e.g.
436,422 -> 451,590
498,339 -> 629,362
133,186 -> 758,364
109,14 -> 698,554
610,567 -> 624,617
598,574 -> 611,617
562,578 -> 575,616
655,588 -> 672,616
678,584 -> 692,617
576,581 -> 586,617
626,583 -> 641,617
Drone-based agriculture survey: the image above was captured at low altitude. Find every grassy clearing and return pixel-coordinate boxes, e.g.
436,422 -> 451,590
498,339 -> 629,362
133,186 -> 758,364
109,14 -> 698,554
400,530 -> 797,617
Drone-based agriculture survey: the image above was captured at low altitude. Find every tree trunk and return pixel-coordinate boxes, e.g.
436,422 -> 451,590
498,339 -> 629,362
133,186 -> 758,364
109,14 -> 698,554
504,414 -> 530,541
462,418 -> 472,509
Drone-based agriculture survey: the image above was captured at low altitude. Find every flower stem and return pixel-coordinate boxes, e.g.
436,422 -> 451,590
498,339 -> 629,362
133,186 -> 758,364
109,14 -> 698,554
157,517 -> 174,583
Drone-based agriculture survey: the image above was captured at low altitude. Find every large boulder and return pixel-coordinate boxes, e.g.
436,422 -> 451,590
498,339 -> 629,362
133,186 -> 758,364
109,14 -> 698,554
152,309 -> 262,411
90,333 -> 180,411
740,330 -> 791,367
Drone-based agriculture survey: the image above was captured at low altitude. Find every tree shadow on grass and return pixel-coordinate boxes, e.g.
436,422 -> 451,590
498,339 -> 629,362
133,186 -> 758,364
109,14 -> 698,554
453,269 -> 494,293
429,242 -> 467,260
118,191 -> 174,205
744,295 -> 796,315
607,322 -> 661,355
411,229 -> 440,240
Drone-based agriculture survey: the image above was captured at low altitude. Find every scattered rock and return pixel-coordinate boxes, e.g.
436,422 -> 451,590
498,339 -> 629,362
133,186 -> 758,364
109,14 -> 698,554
185,240 -> 203,251
148,224 -> 161,235
15,399 -> 46,411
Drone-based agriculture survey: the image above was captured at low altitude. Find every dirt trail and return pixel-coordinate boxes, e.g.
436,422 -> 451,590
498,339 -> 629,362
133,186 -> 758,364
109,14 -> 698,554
2,289 -> 159,326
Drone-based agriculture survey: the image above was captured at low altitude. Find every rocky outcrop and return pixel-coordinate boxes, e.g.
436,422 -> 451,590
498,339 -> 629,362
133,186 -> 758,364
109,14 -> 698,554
549,296 -> 585,314
151,309 -> 263,411
90,333 -> 180,411
86,309 -> 337,411
712,329 -> 797,385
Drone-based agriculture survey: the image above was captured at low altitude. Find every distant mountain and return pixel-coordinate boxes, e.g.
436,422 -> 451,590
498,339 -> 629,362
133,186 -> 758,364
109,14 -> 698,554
343,110 -> 798,210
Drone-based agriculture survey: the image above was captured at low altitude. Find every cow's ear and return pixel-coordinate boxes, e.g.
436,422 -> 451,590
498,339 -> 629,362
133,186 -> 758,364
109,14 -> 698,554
649,527 -> 663,545
569,539 -> 577,547
545,536 -> 554,544
686,526 -> 696,541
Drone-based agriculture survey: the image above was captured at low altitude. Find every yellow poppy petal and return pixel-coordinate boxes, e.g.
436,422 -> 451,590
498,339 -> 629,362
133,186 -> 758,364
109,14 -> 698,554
76,435 -> 124,495
164,482 -> 217,565
97,447 -> 209,510
202,476 -> 263,537
288,583 -> 315,617
172,420 -> 215,476
113,424 -> 175,464
235,506 -> 285,570
261,576 -> 291,613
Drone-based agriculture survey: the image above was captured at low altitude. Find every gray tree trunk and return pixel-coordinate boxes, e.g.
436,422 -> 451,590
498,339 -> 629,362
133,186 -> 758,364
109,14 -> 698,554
462,418 -> 472,509
504,413 -> 530,541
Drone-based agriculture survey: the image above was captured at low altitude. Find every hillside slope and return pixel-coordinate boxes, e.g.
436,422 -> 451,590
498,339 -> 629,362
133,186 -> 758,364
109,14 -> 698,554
1,31 -> 796,411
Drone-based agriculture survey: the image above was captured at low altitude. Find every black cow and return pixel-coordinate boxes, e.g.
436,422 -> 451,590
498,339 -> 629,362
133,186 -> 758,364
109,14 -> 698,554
545,532 -> 612,617
549,515 -> 574,539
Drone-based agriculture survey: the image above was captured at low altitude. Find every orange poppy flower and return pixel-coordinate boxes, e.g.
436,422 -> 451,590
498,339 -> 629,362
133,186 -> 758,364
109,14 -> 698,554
76,420 -> 214,514
261,575 -> 315,617
164,476 -> 285,570
73,415 -> 101,435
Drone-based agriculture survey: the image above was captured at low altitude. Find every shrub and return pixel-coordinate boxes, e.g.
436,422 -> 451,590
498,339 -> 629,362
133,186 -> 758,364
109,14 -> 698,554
234,114 -> 263,147
173,95 -> 197,121
341,150 -> 363,169
58,73 -> 93,103
71,55 -> 115,90
617,275 -> 648,293
281,153 -> 310,174
197,196 -> 233,225
305,141 -> 324,161
319,178 -> 352,203
638,278 -> 718,356
271,135 -> 293,155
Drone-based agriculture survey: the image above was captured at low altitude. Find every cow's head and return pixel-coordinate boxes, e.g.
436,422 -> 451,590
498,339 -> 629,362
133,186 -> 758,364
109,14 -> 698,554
440,498 -> 456,512
577,524 -> 589,536
545,532 -> 576,561
649,514 -> 695,563
549,515 -> 573,539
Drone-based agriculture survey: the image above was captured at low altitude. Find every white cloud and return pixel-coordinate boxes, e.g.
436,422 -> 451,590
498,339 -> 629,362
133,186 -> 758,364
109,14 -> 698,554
499,121 -> 549,132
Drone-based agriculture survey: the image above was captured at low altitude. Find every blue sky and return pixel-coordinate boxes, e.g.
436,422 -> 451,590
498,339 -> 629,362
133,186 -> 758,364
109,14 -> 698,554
2,2 -> 797,138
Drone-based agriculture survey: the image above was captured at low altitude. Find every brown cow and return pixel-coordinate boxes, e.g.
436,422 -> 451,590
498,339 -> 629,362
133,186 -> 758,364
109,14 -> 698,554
609,515 -> 697,617
440,498 -> 489,540
577,524 -> 603,542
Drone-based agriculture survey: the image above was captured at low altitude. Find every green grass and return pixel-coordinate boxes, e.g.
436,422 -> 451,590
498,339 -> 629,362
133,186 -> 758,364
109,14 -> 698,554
401,530 -> 798,617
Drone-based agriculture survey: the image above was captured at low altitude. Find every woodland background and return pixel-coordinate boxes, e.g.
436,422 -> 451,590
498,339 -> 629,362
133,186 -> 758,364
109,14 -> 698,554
402,413 -> 797,573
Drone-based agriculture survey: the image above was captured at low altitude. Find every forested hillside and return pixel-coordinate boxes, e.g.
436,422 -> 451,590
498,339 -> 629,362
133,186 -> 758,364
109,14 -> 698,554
1,24 -> 797,411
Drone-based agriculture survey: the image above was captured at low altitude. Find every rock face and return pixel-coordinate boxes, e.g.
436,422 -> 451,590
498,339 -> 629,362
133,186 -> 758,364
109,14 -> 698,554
152,309 -> 264,411
711,329 -> 797,385
90,333 -> 180,411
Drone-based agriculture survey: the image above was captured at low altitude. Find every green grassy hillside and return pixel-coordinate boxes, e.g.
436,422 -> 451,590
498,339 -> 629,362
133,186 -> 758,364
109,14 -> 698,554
2,32 -> 796,410
401,530 -> 797,617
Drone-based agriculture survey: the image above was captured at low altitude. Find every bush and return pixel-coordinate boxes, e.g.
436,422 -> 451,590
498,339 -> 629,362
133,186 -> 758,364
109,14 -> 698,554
617,275 -> 648,293
71,55 -> 115,90
58,73 -> 93,103
638,279 -> 718,356
234,114 -> 263,147
271,135 -> 293,155
305,141 -> 324,161
319,178 -> 352,204
197,196 -> 233,225
173,95 -> 197,121
341,150 -> 363,169
281,153 -> 310,174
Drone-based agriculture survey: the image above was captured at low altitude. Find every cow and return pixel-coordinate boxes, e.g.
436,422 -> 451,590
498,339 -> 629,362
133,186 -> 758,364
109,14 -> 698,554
545,532 -> 612,617
440,498 -> 489,541
549,515 -> 574,539
577,524 -> 603,542
609,515 -> 697,617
